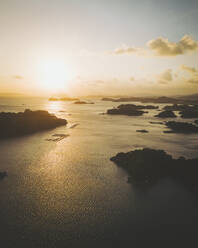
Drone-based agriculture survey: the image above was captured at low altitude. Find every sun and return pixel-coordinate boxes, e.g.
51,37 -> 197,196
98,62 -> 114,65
38,59 -> 75,92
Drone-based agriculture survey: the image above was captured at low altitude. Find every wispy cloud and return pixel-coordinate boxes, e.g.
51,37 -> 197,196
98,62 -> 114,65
157,69 -> 173,84
130,77 -> 135,81
12,75 -> 24,80
180,65 -> 198,84
110,44 -> 146,56
181,65 -> 198,74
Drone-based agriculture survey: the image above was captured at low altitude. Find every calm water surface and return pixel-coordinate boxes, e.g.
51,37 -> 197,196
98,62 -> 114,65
0,98 -> 198,248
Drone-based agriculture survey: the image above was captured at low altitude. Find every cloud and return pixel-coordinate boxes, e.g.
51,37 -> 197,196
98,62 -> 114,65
158,80 -> 168,85
113,45 -> 139,55
110,44 -> 146,56
111,35 -> 198,57
158,69 -> 173,82
13,75 -> 23,80
181,65 -> 198,74
147,35 -> 198,56
180,65 -> 198,84
130,77 -> 135,81
187,78 -> 198,84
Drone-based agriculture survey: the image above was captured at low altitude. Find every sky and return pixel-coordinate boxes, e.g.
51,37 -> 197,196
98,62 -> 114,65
0,0 -> 198,96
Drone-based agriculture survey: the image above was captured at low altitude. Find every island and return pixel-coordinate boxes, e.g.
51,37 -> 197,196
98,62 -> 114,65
0,171 -> 7,180
0,109 -> 67,138
107,104 -> 147,116
107,104 -> 158,116
165,121 -> 198,133
110,148 -> 198,191
136,129 -> 149,133
154,110 -> 177,118
49,97 -> 79,101
162,104 -> 198,118
101,97 -> 117,101
102,96 -> 198,105
179,109 -> 198,118
74,101 -> 94,104
163,104 -> 194,111
149,121 -> 164,124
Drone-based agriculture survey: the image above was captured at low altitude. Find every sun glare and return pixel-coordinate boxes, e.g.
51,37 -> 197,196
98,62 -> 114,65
38,59 -> 75,92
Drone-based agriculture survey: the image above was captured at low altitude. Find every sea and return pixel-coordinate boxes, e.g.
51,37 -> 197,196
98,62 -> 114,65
0,97 -> 198,248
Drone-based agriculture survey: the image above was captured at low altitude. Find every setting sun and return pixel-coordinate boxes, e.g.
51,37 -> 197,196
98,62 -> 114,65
37,59 -> 75,92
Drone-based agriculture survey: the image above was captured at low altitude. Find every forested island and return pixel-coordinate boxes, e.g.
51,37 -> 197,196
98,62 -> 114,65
0,109 -> 67,138
107,104 -> 158,116
111,148 -> 198,191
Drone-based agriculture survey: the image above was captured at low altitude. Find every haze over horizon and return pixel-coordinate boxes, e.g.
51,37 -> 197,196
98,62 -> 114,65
1,0 -> 198,96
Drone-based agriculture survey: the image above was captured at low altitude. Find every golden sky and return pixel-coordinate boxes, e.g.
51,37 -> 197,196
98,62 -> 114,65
0,0 -> 198,96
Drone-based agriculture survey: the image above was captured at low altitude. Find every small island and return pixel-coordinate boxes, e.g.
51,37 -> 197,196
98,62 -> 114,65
161,104 -> 198,118
136,129 -> 149,133
0,109 -> 67,138
74,101 -> 94,104
179,109 -> 198,118
110,148 -> 198,190
165,121 -> 198,133
163,104 -> 193,112
0,171 -> 7,180
49,97 -> 79,101
106,104 -> 158,116
107,105 -> 146,116
154,110 -> 177,118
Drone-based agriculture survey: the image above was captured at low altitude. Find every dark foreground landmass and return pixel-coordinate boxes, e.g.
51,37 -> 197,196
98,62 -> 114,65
110,148 -> 198,191
0,109 -> 67,138
107,104 -> 157,116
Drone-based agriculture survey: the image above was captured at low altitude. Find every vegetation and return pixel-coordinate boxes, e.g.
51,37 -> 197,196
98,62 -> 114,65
0,109 -> 67,138
165,121 -> 198,133
111,148 -> 198,191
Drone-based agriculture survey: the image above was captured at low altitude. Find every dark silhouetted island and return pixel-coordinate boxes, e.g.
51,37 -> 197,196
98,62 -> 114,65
0,171 -> 7,180
74,101 -> 94,104
136,129 -> 149,133
179,109 -> 198,118
107,104 -> 158,116
102,96 -> 198,105
0,109 -> 67,138
165,121 -> 198,133
154,110 -> 177,118
102,96 -> 178,103
107,104 -> 147,116
110,148 -> 198,191
162,104 -> 198,118
149,121 -> 164,124
163,104 -> 193,112
49,97 -> 79,101
101,97 -> 117,101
